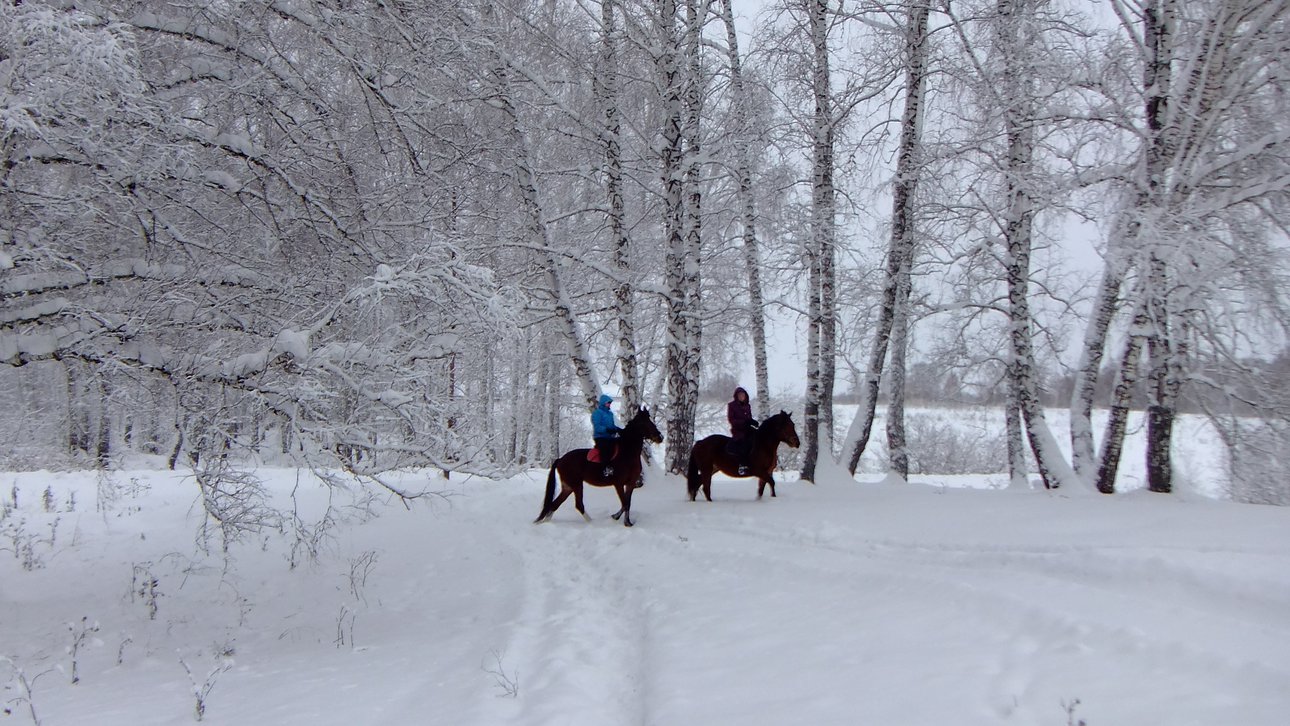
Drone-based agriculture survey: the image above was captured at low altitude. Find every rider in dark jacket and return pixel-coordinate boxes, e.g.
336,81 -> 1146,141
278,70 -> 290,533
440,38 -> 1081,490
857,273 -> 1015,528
727,387 -> 758,473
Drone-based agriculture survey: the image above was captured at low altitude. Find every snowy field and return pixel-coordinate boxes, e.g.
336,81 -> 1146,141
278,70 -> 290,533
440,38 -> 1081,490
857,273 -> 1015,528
3,452 -> 1289,726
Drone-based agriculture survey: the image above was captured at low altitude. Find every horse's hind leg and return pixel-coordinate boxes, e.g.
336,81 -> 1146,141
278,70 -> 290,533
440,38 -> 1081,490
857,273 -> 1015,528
542,484 -> 575,522
572,482 -> 591,522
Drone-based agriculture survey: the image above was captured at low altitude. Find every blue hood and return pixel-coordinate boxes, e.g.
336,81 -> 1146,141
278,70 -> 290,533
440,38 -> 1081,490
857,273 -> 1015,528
598,394 -> 613,407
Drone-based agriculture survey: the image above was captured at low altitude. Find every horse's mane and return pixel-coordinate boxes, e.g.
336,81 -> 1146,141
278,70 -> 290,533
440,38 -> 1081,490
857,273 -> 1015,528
763,410 -> 791,426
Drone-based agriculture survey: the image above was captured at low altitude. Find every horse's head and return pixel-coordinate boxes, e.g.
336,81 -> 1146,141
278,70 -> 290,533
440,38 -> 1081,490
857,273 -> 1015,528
627,406 -> 664,444
766,410 -> 801,448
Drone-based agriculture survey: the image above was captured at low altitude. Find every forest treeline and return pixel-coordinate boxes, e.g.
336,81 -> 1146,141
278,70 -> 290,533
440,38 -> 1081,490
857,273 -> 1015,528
1,0 -> 1287,502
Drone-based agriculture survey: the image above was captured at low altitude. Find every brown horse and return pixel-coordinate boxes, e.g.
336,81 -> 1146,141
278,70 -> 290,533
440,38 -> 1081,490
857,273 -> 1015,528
686,410 -> 800,501
534,406 -> 663,527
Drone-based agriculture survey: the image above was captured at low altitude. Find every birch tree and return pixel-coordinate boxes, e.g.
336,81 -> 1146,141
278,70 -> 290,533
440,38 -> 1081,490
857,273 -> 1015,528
655,0 -> 709,472
794,0 -> 839,482
991,0 -> 1080,489
1093,0 -> 1290,493
842,0 -> 930,478
718,0 -> 773,417
597,0 -> 643,414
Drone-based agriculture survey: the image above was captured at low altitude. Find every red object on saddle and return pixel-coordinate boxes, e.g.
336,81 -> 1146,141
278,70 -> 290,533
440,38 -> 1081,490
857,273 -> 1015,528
587,445 -> 617,463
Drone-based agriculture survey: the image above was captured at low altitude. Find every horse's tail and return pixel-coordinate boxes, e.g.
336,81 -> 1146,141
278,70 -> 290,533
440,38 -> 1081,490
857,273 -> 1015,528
535,461 -> 558,523
686,446 -> 701,497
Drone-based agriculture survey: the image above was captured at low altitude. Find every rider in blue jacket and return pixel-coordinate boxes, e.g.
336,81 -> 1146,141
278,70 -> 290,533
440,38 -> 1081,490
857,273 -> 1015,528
591,393 -> 621,477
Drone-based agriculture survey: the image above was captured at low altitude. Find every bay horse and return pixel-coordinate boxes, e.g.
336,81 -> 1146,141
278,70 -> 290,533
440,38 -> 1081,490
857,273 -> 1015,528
686,410 -> 800,501
534,406 -> 663,528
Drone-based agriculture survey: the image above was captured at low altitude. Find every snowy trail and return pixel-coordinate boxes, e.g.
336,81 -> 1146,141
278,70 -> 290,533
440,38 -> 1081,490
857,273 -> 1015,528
486,522 -> 652,726
3,467 -> 1290,726
497,473 -> 1290,726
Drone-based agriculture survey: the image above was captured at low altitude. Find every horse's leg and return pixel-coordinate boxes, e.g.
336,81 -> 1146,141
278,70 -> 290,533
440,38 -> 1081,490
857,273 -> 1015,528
609,483 -> 634,527
755,475 -> 777,499
572,481 -> 590,522
544,483 -> 575,520
611,483 -> 625,520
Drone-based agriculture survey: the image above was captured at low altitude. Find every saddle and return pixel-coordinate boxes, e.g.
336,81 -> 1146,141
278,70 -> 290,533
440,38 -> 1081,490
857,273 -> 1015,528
587,444 -> 617,464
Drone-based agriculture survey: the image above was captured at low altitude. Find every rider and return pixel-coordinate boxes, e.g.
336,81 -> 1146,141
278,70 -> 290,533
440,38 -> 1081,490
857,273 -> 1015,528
591,393 -> 621,478
727,386 -> 758,475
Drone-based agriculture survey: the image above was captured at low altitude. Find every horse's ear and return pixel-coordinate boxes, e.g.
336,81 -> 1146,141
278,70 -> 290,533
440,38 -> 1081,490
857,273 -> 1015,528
781,409 -> 791,417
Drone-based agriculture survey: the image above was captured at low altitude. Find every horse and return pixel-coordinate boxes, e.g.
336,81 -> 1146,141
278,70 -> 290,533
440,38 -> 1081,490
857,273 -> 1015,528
534,406 -> 663,528
686,410 -> 800,501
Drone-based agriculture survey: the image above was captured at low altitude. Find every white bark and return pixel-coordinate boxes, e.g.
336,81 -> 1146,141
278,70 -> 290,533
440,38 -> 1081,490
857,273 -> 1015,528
842,0 -> 928,477
801,0 -> 836,482
718,0 -> 772,418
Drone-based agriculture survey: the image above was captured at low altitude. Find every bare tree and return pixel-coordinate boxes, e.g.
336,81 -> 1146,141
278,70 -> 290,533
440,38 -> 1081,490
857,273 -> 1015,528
842,0 -> 930,479
597,0 -> 643,414
656,0 -> 709,473
1095,0 -> 1290,493
718,0 -> 772,418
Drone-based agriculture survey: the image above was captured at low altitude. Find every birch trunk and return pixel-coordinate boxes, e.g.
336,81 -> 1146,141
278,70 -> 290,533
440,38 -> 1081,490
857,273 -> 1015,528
801,0 -> 835,482
803,242 -> 822,480
887,287 -> 910,480
658,0 -> 693,473
1069,248 -> 1127,484
1094,298 -> 1149,493
998,0 -> 1077,490
1145,254 -> 1183,493
597,0 -> 641,414
1004,398 -> 1028,488
675,0 -> 706,473
843,0 -> 928,476
1140,0 -> 1179,494
718,0 -> 770,417
1097,0 -> 1178,494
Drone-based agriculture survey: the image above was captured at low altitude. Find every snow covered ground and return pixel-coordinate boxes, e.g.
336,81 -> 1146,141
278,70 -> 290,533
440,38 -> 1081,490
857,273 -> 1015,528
3,458 -> 1289,726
